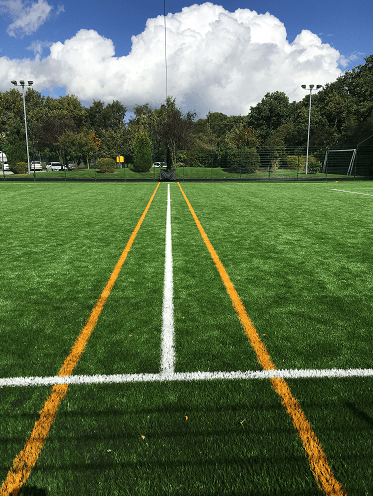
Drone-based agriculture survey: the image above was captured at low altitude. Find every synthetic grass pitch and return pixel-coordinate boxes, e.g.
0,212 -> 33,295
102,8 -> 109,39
0,181 -> 373,494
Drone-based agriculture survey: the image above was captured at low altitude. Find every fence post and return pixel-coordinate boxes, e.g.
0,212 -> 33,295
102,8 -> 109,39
240,147 -> 242,180
123,149 -> 126,182
296,148 -> 299,180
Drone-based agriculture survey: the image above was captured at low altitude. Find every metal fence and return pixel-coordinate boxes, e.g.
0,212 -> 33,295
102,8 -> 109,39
2,144 -> 372,182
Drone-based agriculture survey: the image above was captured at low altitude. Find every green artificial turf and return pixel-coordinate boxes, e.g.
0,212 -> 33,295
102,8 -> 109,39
0,182 -> 159,379
178,182 -> 373,370
2,166 -> 360,181
1,181 -> 372,495
17,381 -> 322,495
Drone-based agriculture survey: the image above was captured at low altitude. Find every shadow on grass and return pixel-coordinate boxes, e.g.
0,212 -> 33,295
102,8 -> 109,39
222,167 -> 256,175
344,400 -> 373,428
19,487 -> 47,495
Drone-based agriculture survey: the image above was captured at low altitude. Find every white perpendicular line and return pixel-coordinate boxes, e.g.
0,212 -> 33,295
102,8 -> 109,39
331,189 -> 373,197
160,183 -> 175,376
2,369 -> 373,387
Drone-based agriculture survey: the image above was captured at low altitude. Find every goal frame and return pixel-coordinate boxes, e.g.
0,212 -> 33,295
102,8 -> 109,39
323,148 -> 357,175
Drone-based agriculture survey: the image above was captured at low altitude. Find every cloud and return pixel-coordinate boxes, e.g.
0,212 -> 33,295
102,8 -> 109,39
0,0 -> 62,37
26,39 -> 52,55
338,52 -> 365,68
0,3 -> 342,116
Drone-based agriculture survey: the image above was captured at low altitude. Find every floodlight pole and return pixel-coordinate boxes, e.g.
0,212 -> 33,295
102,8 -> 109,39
301,84 -> 322,174
11,80 -> 33,175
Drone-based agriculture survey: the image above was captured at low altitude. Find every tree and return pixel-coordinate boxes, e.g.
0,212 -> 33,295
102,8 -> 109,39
99,128 -> 125,159
133,131 -> 152,171
224,124 -> 260,149
34,116 -> 77,149
185,132 -> 215,167
0,89 -> 30,166
86,100 -> 126,135
247,91 -> 290,144
44,95 -> 86,129
155,98 -> 195,164
58,129 -> 98,167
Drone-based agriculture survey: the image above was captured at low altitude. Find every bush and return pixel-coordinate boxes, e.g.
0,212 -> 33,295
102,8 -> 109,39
185,149 -> 212,167
230,148 -> 260,173
307,156 -> 322,173
133,132 -> 152,172
11,162 -> 28,174
286,155 -> 306,170
286,155 -> 321,172
270,158 -> 281,171
97,158 -> 115,173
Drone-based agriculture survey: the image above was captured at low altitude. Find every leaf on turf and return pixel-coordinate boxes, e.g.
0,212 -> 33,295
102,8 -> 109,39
141,435 -> 146,440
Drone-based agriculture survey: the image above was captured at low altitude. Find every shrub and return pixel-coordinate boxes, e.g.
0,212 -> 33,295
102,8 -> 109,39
133,132 -> 152,172
286,155 -> 300,169
97,158 -> 115,173
230,148 -> 260,173
270,158 -> 281,171
185,149 -> 212,167
286,155 -> 321,172
307,156 -> 322,173
11,162 -> 28,174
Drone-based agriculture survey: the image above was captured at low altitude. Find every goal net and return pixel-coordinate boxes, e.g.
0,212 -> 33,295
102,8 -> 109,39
323,149 -> 356,175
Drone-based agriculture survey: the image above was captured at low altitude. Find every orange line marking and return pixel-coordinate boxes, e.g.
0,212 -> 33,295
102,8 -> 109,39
177,182 -> 347,496
1,183 -> 160,496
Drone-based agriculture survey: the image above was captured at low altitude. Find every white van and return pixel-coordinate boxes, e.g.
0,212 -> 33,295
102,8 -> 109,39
0,151 -> 9,170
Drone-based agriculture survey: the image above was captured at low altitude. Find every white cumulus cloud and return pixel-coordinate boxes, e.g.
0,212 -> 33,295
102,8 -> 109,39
0,0 -> 62,37
0,3 -> 343,116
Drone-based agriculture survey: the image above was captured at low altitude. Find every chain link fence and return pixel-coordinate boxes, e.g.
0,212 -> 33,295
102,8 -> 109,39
2,143 -> 372,181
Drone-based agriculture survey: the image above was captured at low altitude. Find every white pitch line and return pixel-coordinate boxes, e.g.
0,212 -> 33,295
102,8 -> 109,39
160,183 -> 175,376
331,188 -> 373,197
2,368 -> 373,388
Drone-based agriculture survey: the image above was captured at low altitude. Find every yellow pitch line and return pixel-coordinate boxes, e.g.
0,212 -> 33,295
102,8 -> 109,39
1,182 -> 160,496
177,182 -> 347,496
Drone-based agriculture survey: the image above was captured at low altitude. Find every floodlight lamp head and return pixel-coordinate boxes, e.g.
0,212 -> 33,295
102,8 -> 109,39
28,81 -> 33,86
301,85 -> 306,89
19,80 -> 25,86
309,84 -> 314,89
316,84 -> 322,89
11,80 -> 17,85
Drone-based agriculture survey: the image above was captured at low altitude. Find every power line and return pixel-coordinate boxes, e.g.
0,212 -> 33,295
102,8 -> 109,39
164,0 -> 168,101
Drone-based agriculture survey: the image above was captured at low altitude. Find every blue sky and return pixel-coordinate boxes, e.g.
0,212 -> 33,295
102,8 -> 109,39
0,0 -> 371,117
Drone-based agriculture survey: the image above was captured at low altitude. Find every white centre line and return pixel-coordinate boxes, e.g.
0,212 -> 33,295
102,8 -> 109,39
160,183 -> 175,376
2,368 -> 373,388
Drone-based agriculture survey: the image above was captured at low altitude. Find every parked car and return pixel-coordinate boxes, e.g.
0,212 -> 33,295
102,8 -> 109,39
31,161 -> 42,171
47,162 -> 65,171
65,163 -> 77,171
152,162 -> 166,168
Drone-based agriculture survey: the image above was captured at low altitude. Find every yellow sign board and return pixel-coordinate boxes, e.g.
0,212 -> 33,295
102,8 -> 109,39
116,156 -> 124,163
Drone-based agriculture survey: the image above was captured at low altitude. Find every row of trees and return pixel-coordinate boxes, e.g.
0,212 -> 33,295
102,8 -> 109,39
0,55 -> 372,170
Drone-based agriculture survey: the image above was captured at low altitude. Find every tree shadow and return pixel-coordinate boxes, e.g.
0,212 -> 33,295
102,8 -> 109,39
19,487 -> 47,496
344,400 -> 373,428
